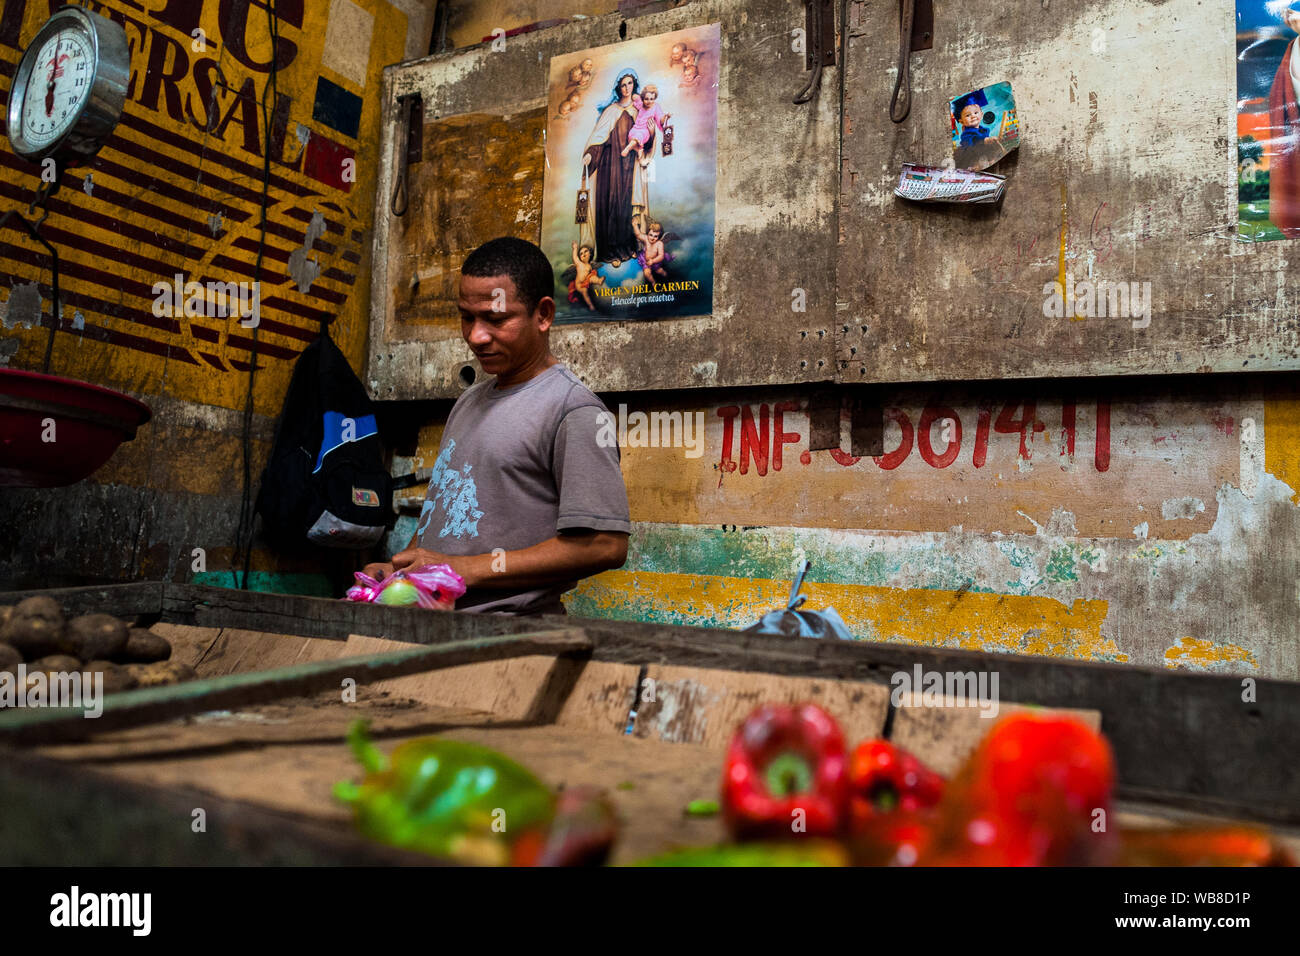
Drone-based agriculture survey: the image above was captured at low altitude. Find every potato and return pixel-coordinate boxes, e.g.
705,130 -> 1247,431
1,597 -> 66,660
30,654 -> 82,673
0,643 -> 20,671
85,660 -> 139,694
118,628 -> 172,664
12,596 -> 62,622
124,661 -> 196,688
62,614 -> 129,662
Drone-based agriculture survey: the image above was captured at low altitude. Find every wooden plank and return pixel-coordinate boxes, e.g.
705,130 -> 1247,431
345,634 -> 560,715
633,663 -> 891,748
837,0 -> 1300,382
15,698 -> 1299,864
0,581 -> 163,620
343,634 -> 640,734
0,630 -> 592,746
889,697 -> 1102,777
196,628 -> 355,678
0,748 -> 443,866
147,623 -> 223,670
161,583 -> 530,642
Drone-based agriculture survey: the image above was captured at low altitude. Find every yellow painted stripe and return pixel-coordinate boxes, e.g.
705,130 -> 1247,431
576,569 -> 1125,662
1265,396 -> 1300,505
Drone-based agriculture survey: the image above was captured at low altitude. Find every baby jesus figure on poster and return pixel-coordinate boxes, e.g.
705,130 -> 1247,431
621,85 -> 672,157
579,68 -> 673,267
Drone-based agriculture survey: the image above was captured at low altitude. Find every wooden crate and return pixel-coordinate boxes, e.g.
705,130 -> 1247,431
0,584 -> 1297,864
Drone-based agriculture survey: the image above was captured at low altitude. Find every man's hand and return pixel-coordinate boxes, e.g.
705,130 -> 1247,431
391,546 -> 452,572
392,546 -> 479,589
362,561 -> 394,581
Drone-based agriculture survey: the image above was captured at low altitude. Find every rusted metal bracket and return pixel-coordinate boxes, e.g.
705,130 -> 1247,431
906,0 -> 933,51
806,387 -> 841,451
849,389 -> 885,457
0,630 -> 592,746
805,0 -> 837,70
403,92 -> 424,164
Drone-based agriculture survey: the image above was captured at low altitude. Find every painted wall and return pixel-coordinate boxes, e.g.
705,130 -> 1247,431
386,378 -> 1300,680
0,0 -> 435,588
4,0 -> 1297,689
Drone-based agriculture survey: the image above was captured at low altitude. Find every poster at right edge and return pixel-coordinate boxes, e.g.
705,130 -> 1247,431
1237,1 -> 1300,241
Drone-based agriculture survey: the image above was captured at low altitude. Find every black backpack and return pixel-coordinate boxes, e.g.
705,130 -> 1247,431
255,330 -> 392,548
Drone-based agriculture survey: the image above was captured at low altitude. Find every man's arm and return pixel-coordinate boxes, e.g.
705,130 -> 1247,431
391,530 -> 627,590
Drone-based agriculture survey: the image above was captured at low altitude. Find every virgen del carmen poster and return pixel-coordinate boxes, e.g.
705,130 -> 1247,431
540,24 -> 720,324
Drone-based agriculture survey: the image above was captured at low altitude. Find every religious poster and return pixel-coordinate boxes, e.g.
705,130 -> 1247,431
540,24 -> 720,324
1237,1 -> 1300,241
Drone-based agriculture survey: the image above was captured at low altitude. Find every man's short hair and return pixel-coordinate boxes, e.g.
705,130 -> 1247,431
461,237 -> 554,314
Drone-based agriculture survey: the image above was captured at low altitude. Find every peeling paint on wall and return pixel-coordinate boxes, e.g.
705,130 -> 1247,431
2,283 -> 42,330
1164,636 -> 1259,673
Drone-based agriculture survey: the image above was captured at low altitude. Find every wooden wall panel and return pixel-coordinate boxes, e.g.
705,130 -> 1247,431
368,0 -> 841,399
837,0 -> 1300,382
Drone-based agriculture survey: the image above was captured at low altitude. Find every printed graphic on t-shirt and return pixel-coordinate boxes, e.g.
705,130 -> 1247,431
419,439 -> 484,539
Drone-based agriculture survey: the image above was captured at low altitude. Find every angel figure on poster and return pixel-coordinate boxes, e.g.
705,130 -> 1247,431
578,67 -> 676,268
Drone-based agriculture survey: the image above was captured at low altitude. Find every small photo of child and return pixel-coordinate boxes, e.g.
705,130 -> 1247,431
949,81 -> 1019,172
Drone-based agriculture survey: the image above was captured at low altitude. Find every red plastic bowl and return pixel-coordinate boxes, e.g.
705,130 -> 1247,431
0,368 -> 152,488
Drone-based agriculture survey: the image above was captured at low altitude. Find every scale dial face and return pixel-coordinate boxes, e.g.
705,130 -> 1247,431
19,27 -> 96,150
5,8 -> 129,165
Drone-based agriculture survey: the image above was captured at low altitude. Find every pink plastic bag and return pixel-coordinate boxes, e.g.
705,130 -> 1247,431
345,563 -> 467,610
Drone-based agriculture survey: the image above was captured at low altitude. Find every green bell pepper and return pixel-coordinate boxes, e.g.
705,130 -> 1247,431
334,720 -> 556,865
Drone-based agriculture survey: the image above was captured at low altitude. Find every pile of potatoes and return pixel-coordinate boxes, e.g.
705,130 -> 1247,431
0,597 -> 197,695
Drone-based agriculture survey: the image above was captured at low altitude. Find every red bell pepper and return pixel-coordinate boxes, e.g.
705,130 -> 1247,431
721,703 -> 848,840
920,713 -> 1117,866
845,739 -> 945,866
848,740 -> 944,822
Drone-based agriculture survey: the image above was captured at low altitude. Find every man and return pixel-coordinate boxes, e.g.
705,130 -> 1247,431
364,237 -> 630,614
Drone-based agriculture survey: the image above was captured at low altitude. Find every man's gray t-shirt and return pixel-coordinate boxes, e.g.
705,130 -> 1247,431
415,363 -> 630,613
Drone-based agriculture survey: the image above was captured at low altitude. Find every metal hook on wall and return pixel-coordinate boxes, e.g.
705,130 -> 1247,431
390,92 -> 423,217
890,0 -> 934,123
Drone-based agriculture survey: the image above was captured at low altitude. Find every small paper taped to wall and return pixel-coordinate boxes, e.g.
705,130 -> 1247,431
894,164 -> 1007,204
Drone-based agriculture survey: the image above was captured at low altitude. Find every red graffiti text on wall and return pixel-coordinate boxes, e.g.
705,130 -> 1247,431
716,401 -> 1111,479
